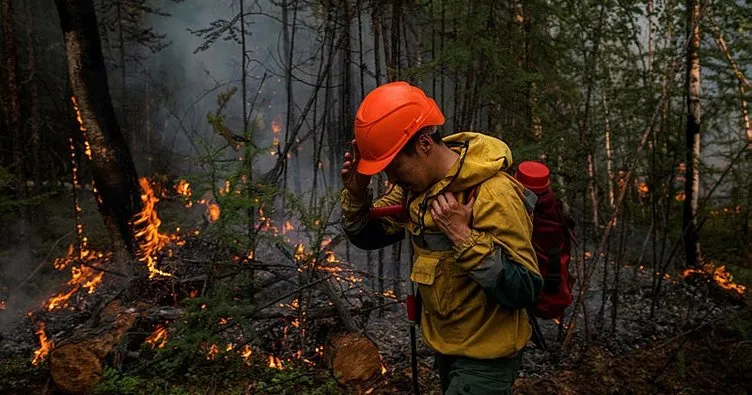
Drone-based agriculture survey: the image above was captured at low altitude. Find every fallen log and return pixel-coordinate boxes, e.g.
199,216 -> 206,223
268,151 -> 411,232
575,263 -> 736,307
49,300 -> 147,393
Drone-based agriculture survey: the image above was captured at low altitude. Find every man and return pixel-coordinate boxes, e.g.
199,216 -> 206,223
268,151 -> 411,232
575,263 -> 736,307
340,81 -> 542,394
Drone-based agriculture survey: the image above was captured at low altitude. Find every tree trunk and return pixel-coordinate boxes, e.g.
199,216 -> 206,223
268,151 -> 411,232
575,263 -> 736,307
602,91 -> 615,209
25,0 -> 43,194
2,0 -> 26,207
709,19 -> 752,147
116,0 -> 129,147
683,0 -> 702,268
55,0 -> 142,258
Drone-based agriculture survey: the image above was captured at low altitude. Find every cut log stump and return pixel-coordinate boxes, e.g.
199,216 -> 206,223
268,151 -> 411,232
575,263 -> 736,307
326,332 -> 383,387
49,300 -> 144,393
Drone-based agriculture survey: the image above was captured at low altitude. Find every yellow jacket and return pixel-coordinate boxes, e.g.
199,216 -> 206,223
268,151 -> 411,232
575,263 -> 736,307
341,132 -> 541,359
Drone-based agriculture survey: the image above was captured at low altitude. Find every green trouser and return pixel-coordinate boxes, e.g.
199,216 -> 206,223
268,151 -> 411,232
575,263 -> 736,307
435,351 -> 523,394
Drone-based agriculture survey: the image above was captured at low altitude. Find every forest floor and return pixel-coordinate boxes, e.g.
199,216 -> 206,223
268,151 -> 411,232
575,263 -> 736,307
1,190 -> 751,394
361,265 -> 752,395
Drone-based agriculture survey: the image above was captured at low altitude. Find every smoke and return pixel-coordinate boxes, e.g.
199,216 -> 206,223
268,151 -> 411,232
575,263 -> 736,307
139,0 -> 385,196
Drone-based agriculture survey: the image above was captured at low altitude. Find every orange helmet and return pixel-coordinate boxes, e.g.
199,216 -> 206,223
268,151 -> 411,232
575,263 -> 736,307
354,81 -> 445,175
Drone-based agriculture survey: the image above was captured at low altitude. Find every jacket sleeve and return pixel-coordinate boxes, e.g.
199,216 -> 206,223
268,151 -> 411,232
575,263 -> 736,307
452,175 -> 542,309
341,185 -> 406,250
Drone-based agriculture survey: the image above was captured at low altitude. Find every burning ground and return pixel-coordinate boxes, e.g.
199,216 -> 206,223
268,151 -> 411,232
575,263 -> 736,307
0,176 -> 751,393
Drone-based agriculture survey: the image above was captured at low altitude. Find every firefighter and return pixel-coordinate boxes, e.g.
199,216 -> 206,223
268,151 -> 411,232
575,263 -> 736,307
340,81 -> 543,394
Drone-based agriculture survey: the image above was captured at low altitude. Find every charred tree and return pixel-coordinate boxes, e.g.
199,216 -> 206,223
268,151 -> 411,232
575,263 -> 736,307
55,0 -> 143,258
683,0 -> 702,268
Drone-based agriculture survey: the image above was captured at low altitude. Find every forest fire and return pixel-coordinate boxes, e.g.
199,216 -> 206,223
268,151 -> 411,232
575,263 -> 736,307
31,321 -> 53,366
134,177 -> 173,278
145,324 -> 169,349
683,264 -> 746,295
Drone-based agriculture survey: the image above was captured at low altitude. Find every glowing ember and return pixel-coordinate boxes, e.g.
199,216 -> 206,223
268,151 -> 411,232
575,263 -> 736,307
133,178 -> 172,278
683,264 -> 746,295
291,318 -> 300,328
0,300 -> 5,310
145,324 -> 169,349
206,203 -> 220,222
31,321 -> 53,366
206,344 -> 219,360
675,191 -> 686,202
268,355 -> 283,369
225,343 -> 235,352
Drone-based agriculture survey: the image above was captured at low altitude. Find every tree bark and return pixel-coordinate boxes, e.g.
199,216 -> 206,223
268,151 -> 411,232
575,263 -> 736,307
683,0 -> 702,268
2,0 -> 26,206
55,0 -> 142,258
25,0 -> 43,194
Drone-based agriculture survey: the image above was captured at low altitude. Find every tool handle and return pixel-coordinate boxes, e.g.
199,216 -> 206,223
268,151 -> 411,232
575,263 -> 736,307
369,205 -> 404,218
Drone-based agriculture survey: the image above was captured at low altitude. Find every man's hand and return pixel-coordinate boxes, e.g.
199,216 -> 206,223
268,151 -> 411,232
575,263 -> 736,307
341,139 -> 372,199
430,192 -> 475,246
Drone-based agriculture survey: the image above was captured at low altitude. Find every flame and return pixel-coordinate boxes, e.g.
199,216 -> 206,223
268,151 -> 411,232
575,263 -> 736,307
175,179 -> 192,207
272,119 -> 282,135
291,318 -> 300,328
294,244 -> 306,261
279,299 -> 299,310
675,191 -> 686,201
31,321 -> 53,366
70,97 -> 92,160
145,324 -> 169,349
219,317 -> 230,325
383,290 -> 398,300
206,344 -> 219,360
268,355 -> 284,369
283,220 -> 295,234
225,343 -> 235,352
638,183 -> 649,197
45,240 -> 109,311
189,290 -> 199,298
381,362 -> 387,375
0,300 -> 5,310
241,345 -> 253,364
206,203 -> 220,222
133,177 -> 172,278
683,264 -> 746,295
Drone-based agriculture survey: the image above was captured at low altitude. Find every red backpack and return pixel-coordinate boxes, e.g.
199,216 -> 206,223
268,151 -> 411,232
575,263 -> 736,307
369,161 -> 576,321
515,161 -> 575,320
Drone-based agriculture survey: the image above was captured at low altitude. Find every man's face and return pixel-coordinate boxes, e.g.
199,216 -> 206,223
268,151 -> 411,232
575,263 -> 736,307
384,137 -> 434,193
